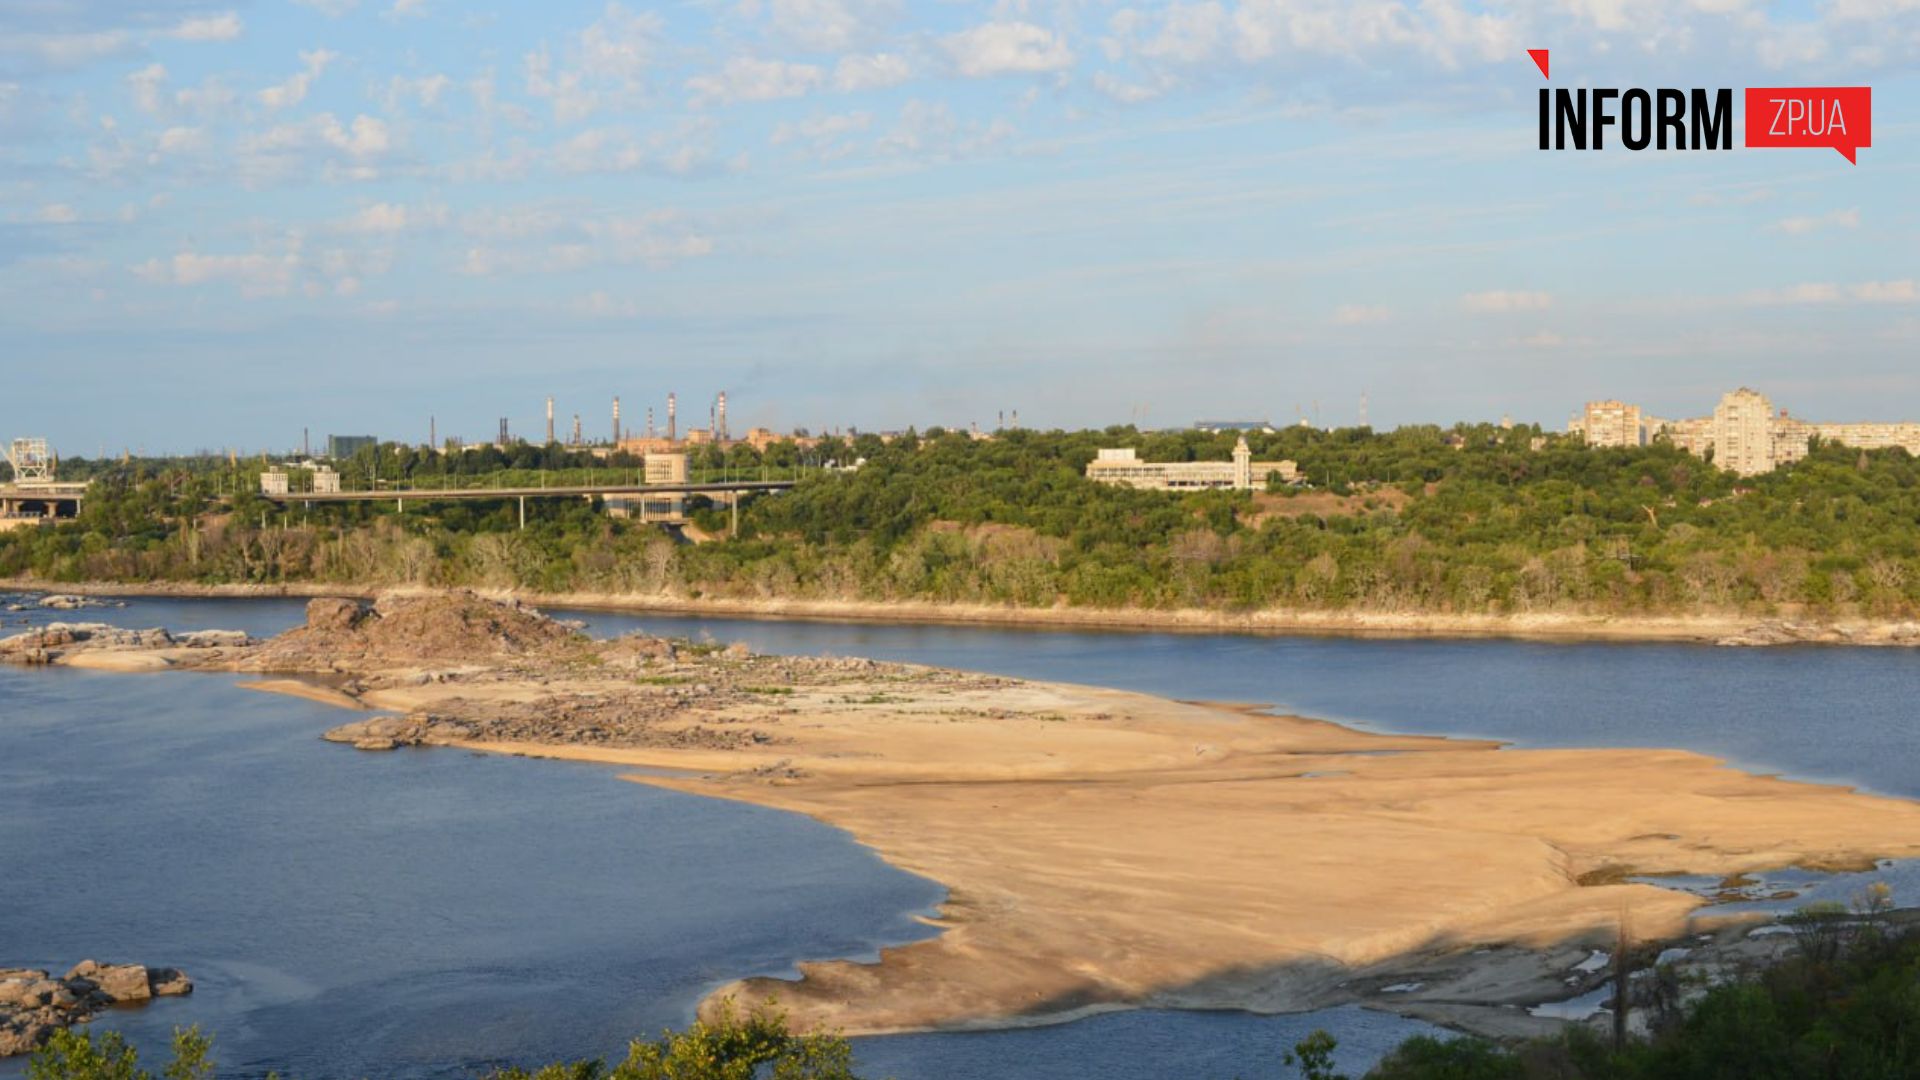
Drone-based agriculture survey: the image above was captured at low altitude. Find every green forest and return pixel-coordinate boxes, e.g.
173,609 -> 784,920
8,423 -> 1920,618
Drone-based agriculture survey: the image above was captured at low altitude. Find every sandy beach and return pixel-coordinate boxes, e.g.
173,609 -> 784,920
12,591 -> 1920,1041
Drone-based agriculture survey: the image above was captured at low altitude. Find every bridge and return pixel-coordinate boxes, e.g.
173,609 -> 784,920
257,478 -> 798,528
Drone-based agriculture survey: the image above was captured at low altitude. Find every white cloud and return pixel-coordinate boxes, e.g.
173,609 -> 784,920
1093,71 -> 1176,103
156,126 -> 208,154
1514,331 -> 1565,348
293,0 -> 361,15
772,110 -> 873,158
34,203 -> 79,224
687,57 -> 824,105
878,99 -> 1014,159
2,31 -> 133,72
168,12 -> 244,42
549,125 -> 723,175
524,4 -> 664,122
1744,280 -> 1917,305
386,0 -> 429,19
576,289 -> 640,317
944,21 -> 1074,77
357,202 -> 408,228
833,52 -> 911,91
1850,280 -> 1919,303
1770,208 -> 1860,235
132,251 -> 302,296
127,64 -> 167,114
1463,290 -> 1553,313
1230,0 -> 1516,69
1332,303 -> 1391,325
459,207 -> 715,275
384,73 -> 452,109
755,0 -> 897,52
259,49 -> 338,110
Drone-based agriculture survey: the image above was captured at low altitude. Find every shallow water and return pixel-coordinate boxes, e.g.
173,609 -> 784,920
7,592 -> 1919,1077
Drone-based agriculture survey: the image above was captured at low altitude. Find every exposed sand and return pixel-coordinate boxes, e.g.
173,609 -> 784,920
60,651 -> 173,671
237,678 -> 366,710
348,674 -> 1920,1036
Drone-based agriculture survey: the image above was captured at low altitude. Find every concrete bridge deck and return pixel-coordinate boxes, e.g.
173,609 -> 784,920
256,479 -> 796,503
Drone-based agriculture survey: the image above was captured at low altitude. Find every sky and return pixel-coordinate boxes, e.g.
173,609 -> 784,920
1,0 -> 1917,456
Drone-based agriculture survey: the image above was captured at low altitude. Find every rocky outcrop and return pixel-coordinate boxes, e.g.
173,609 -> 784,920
0,962 -> 191,1057
1716,621 -> 1856,647
241,591 -> 587,671
0,623 -> 253,665
35,595 -> 121,611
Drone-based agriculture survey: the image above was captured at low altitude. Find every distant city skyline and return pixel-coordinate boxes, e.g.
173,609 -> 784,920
3,1 -> 1917,454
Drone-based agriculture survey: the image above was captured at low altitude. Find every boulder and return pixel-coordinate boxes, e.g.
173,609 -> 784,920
0,1014 -> 59,1058
81,963 -> 150,1004
0,977 -> 61,1009
147,968 -> 193,997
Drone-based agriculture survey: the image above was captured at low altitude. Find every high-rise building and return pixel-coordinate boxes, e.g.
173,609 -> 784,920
1711,388 -> 1777,476
1574,400 -> 1645,447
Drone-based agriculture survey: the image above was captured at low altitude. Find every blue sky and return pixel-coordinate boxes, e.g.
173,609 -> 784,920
1,0 -> 1916,455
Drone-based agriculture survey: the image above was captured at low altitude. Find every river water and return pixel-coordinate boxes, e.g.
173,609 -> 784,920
4,595 -> 1916,1078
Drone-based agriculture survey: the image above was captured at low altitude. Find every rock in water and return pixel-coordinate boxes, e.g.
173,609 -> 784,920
0,961 -> 189,1057
147,968 -> 193,996
65,960 -> 151,1003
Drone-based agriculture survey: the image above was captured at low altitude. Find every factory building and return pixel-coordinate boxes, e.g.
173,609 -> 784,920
1085,436 -> 1301,491
326,434 -> 377,460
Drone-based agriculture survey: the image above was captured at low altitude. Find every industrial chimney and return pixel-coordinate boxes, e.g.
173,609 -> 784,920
717,391 -> 728,442
612,396 -> 622,444
546,396 -> 555,445
667,393 -> 677,441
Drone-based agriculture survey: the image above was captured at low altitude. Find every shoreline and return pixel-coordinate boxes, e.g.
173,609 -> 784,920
2,577 -> 1909,647
14,592 -> 1920,1046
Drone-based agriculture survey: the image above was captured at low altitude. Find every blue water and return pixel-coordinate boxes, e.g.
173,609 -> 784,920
7,592 -> 1920,1077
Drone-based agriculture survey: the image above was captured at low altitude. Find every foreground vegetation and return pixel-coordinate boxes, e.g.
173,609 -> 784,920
10,424 -> 1920,618
30,914 -> 1920,1078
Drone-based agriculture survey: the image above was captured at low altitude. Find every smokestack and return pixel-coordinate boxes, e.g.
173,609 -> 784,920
499,417 -> 509,445
572,414 -> 582,445
546,396 -> 555,445
647,406 -> 655,439
303,427 -> 310,458
717,391 -> 728,442
668,393 -> 677,441
612,396 -> 622,444
430,416 -> 436,450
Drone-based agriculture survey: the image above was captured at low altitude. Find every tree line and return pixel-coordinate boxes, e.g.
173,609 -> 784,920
8,425 -> 1920,618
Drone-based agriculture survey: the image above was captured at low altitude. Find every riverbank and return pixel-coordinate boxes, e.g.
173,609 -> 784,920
6,577 -> 1918,647
13,591 -> 1920,1045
